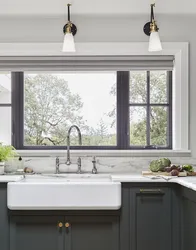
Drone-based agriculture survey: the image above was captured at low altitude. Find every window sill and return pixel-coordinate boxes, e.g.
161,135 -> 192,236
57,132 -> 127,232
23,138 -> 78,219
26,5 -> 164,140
16,149 -> 191,158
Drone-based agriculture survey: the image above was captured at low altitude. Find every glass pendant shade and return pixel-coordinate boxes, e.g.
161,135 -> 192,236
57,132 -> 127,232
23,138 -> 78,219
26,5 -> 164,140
148,31 -> 162,52
62,32 -> 76,52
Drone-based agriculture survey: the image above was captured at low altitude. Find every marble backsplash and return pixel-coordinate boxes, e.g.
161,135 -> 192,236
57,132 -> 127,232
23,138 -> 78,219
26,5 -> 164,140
5,156 -> 196,174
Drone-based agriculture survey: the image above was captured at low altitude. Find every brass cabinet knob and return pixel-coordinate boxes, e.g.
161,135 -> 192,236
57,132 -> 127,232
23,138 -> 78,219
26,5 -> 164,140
65,222 -> 70,228
58,222 -> 63,228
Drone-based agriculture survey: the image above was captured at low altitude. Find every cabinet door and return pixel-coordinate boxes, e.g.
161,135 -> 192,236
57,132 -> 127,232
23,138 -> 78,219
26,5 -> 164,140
130,187 -> 171,250
10,215 -> 64,250
0,184 -> 9,250
65,215 -> 119,250
182,197 -> 196,250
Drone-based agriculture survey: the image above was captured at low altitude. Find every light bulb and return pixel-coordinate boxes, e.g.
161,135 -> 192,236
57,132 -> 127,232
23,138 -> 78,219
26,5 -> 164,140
148,31 -> 162,52
62,32 -> 76,52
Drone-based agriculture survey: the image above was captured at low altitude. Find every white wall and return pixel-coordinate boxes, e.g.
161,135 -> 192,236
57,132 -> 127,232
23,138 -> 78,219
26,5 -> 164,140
0,14 -> 194,155
0,107 -> 11,145
0,0 -> 196,15
0,14 -> 193,43
0,92 -> 10,103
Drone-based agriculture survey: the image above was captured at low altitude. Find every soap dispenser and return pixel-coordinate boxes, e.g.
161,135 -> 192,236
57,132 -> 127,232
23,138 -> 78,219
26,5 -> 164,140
17,156 -> 24,173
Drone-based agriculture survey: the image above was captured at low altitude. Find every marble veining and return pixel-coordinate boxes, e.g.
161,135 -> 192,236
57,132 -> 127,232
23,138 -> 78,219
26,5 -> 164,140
4,156 -> 196,174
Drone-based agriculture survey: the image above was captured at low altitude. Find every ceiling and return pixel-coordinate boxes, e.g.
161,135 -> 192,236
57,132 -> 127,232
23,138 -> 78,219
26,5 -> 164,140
0,0 -> 195,16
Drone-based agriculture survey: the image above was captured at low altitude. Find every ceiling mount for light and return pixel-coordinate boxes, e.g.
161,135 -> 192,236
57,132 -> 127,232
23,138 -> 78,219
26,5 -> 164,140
143,3 -> 162,52
62,3 -> 77,52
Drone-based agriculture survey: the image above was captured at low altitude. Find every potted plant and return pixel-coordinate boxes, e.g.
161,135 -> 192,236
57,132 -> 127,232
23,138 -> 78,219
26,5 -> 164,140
0,143 -> 17,174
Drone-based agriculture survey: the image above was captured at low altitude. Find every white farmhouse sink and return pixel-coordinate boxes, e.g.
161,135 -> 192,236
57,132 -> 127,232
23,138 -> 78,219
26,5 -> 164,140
42,173 -> 113,182
7,174 -> 121,210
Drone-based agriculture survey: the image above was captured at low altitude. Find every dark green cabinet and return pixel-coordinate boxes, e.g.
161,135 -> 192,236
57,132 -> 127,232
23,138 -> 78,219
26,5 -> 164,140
10,215 -> 119,250
181,187 -> 196,250
3,182 -> 196,250
65,216 -> 119,250
0,184 -> 9,250
10,215 -> 64,250
130,187 -> 172,250
171,186 -> 182,250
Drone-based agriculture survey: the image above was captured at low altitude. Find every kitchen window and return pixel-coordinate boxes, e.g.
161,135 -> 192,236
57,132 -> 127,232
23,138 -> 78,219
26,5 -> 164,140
10,68 -> 172,149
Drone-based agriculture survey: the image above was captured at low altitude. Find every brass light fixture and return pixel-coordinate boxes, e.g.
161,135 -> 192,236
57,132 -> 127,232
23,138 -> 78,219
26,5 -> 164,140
143,4 -> 162,52
62,3 -> 77,52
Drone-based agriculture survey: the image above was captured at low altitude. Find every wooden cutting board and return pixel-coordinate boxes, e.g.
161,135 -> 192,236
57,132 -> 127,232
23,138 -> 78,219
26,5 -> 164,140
187,172 -> 196,176
142,171 -> 187,177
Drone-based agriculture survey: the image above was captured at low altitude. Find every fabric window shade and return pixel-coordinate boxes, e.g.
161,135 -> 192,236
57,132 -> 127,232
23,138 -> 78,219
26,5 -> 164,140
0,55 -> 174,71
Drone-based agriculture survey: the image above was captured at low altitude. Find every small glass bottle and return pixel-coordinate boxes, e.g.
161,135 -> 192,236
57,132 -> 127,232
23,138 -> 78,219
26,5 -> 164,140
17,156 -> 24,173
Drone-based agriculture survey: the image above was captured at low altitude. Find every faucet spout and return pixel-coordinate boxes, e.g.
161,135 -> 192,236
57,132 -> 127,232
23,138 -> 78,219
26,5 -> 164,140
66,125 -> 82,165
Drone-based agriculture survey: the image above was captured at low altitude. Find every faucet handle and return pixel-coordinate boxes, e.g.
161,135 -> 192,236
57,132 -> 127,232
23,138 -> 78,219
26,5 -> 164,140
55,157 -> 60,174
92,156 -> 96,163
92,156 -> 97,174
77,157 -> 81,166
56,157 -> 60,164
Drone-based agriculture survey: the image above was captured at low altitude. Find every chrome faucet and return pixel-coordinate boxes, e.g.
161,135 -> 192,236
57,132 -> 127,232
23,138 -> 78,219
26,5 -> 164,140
55,156 -> 82,174
66,125 -> 82,165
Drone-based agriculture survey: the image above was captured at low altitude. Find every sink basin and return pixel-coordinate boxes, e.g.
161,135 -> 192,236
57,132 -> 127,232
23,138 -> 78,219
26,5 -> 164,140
7,174 -> 121,210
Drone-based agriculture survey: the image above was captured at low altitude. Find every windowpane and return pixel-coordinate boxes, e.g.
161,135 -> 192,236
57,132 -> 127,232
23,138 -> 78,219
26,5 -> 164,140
24,72 -> 116,146
129,71 -> 147,103
0,73 -> 11,104
0,107 -> 11,145
130,107 -> 146,146
150,106 -> 167,146
150,71 -> 167,103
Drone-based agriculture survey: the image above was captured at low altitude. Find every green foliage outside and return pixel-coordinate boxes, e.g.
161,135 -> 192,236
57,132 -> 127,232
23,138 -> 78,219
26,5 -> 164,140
24,72 -> 168,147
24,74 -> 115,146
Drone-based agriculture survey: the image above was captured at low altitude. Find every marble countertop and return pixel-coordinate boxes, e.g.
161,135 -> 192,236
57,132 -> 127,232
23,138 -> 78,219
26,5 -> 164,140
111,174 -> 170,182
0,175 -> 24,182
112,174 -> 196,192
1,174 -> 196,192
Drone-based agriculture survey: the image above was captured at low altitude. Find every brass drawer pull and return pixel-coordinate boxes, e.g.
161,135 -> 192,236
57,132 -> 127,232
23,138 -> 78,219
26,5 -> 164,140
65,222 -> 70,228
140,189 -> 164,194
58,222 -> 63,228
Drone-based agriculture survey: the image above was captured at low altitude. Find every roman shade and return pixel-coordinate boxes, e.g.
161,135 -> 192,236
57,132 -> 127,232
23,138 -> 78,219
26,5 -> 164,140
0,55 -> 174,71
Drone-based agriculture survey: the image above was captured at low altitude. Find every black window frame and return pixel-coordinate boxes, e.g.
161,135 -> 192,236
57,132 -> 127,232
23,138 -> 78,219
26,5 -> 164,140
11,71 -> 172,150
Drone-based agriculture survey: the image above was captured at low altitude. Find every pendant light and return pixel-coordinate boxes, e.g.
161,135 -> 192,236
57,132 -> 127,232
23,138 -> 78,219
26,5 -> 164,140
143,4 -> 162,52
62,3 -> 77,52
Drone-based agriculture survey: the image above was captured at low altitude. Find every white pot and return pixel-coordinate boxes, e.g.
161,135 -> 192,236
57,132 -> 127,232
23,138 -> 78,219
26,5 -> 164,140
0,162 -> 5,175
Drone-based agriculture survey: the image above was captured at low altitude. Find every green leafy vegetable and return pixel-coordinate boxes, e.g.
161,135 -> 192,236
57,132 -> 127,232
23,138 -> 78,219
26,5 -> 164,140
149,158 -> 171,172
182,165 -> 194,172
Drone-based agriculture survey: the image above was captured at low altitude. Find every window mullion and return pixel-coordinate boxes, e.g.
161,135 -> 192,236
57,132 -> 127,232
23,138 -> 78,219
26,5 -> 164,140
11,72 -> 24,149
117,71 -> 129,149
